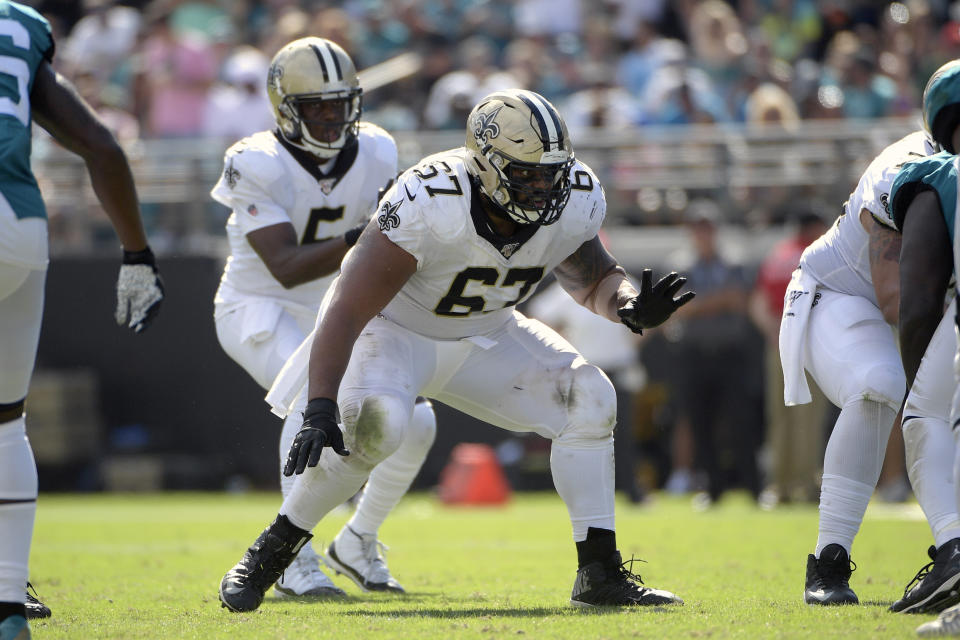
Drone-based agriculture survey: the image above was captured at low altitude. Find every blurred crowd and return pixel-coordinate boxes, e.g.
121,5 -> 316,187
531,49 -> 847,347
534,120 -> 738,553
30,0 -> 931,504
27,0 -> 960,143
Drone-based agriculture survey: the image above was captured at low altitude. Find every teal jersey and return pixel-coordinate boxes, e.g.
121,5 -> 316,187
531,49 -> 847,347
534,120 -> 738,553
0,0 -> 53,221
890,151 -> 958,242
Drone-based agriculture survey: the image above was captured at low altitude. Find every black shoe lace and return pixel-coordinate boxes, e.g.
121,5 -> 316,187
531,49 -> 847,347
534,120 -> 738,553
817,557 -> 856,589
615,555 -> 647,586
902,560 -> 935,597
25,582 -> 42,605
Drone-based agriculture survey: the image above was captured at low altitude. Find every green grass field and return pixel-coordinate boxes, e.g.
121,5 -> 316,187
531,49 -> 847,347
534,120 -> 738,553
25,491 -> 939,639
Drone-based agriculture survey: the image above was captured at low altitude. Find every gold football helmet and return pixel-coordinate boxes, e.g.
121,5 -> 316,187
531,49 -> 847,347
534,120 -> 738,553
267,37 -> 362,159
465,89 -> 574,225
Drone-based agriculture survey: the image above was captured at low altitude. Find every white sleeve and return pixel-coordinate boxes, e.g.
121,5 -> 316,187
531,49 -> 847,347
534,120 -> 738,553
210,149 -> 291,234
377,178 -> 427,268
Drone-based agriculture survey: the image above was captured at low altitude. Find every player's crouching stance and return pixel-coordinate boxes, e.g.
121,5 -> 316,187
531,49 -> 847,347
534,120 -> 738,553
218,89 -> 694,613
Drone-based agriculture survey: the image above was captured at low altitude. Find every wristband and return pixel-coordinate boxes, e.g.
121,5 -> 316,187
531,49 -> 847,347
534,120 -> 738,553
122,246 -> 156,266
344,224 -> 365,247
304,397 -> 339,423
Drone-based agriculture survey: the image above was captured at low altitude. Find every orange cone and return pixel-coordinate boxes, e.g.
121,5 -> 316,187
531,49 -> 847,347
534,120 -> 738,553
438,443 -> 511,505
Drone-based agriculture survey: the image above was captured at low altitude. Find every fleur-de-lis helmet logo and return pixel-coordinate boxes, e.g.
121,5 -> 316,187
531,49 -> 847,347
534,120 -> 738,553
472,104 -> 504,147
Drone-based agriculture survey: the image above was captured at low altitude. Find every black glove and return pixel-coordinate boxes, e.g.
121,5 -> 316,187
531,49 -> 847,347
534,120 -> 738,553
283,397 -> 350,476
115,246 -> 164,333
343,222 -> 367,247
617,269 -> 696,334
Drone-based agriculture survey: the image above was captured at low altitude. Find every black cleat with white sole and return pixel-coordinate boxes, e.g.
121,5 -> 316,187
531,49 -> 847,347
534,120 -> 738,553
24,583 -> 50,620
804,543 -> 858,605
219,514 -> 312,613
570,550 -> 683,607
890,538 -> 960,614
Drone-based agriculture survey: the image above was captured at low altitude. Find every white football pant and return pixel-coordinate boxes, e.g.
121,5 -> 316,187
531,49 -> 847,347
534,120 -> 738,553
215,300 -> 435,523
903,299 -> 960,548
281,311 -> 617,542
803,289 -> 904,556
0,263 -> 45,604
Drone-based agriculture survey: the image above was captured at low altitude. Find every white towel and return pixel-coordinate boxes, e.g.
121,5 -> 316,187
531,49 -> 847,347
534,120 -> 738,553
265,326 -> 316,418
779,268 -> 817,406
238,299 -> 284,344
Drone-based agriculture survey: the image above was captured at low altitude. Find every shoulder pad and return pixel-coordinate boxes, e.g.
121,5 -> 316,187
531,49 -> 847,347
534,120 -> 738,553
211,132 -> 286,204
357,122 -> 398,170
223,132 -> 286,180
558,159 -> 606,235
389,153 -> 471,240
358,121 -> 395,145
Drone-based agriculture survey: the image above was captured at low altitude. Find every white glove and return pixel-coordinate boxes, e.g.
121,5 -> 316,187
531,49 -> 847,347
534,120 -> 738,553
115,248 -> 164,333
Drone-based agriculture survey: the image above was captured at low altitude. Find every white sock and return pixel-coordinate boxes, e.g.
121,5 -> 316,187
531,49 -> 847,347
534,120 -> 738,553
0,417 -> 36,603
347,401 -> 436,535
815,398 -> 896,556
550,440 -> 616,542
280,451 -> 373,532
904,416 -> 960,547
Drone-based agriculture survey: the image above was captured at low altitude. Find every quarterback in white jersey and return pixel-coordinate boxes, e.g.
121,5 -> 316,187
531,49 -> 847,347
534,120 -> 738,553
211,38 -> 436,598
219,89 -> 695,613
783,89 -> 960,608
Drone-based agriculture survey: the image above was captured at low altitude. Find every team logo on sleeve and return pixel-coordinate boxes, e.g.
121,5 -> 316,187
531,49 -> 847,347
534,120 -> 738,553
377,199 -> 402,231
224,160 -> 240,189
247,204 -> 258,216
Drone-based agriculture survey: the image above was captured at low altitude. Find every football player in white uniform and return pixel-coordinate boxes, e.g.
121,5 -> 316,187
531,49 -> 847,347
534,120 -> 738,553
781,62 -> 960,609
217,89 -> 695,613
211,37 -> 436,598
889,59 -> 960,636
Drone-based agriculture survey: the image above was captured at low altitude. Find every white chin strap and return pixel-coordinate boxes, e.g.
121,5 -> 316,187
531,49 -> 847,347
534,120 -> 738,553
299,129 -> 344,160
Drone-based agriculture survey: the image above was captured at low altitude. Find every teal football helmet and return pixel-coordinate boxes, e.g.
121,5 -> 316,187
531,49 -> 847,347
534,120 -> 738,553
923,59 -> 960,153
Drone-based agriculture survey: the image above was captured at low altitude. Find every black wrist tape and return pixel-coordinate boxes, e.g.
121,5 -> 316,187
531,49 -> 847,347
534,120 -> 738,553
122,246 -> 156,266
304,397 -> 339,424
344,224 -> 365,247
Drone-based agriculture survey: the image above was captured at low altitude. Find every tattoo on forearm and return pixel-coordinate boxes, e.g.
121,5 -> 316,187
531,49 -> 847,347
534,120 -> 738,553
554,238 -> 617,291
869,225 -> 902,264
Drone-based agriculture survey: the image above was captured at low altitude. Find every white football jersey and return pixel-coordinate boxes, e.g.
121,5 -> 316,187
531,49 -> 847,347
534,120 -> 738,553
211,123 -> 397,311
376,148 -> 606,339
800,130 -> 934,303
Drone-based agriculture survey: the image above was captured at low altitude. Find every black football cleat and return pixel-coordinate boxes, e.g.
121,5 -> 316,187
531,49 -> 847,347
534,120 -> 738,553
890,538 -> 960,614
804,543 -> 858,605
219,514 -> 312,613
570,550 -> 683,607
24,583 -> 50,619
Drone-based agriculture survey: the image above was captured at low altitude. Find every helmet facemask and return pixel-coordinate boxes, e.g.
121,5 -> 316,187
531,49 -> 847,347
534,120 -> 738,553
486,150 -> 573,225
279,89 -> 362,159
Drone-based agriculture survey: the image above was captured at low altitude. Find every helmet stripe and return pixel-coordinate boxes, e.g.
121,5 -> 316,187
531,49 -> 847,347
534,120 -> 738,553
516,91 -> 562,153
325,41 -> 343,81
309,44 -> 330,83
